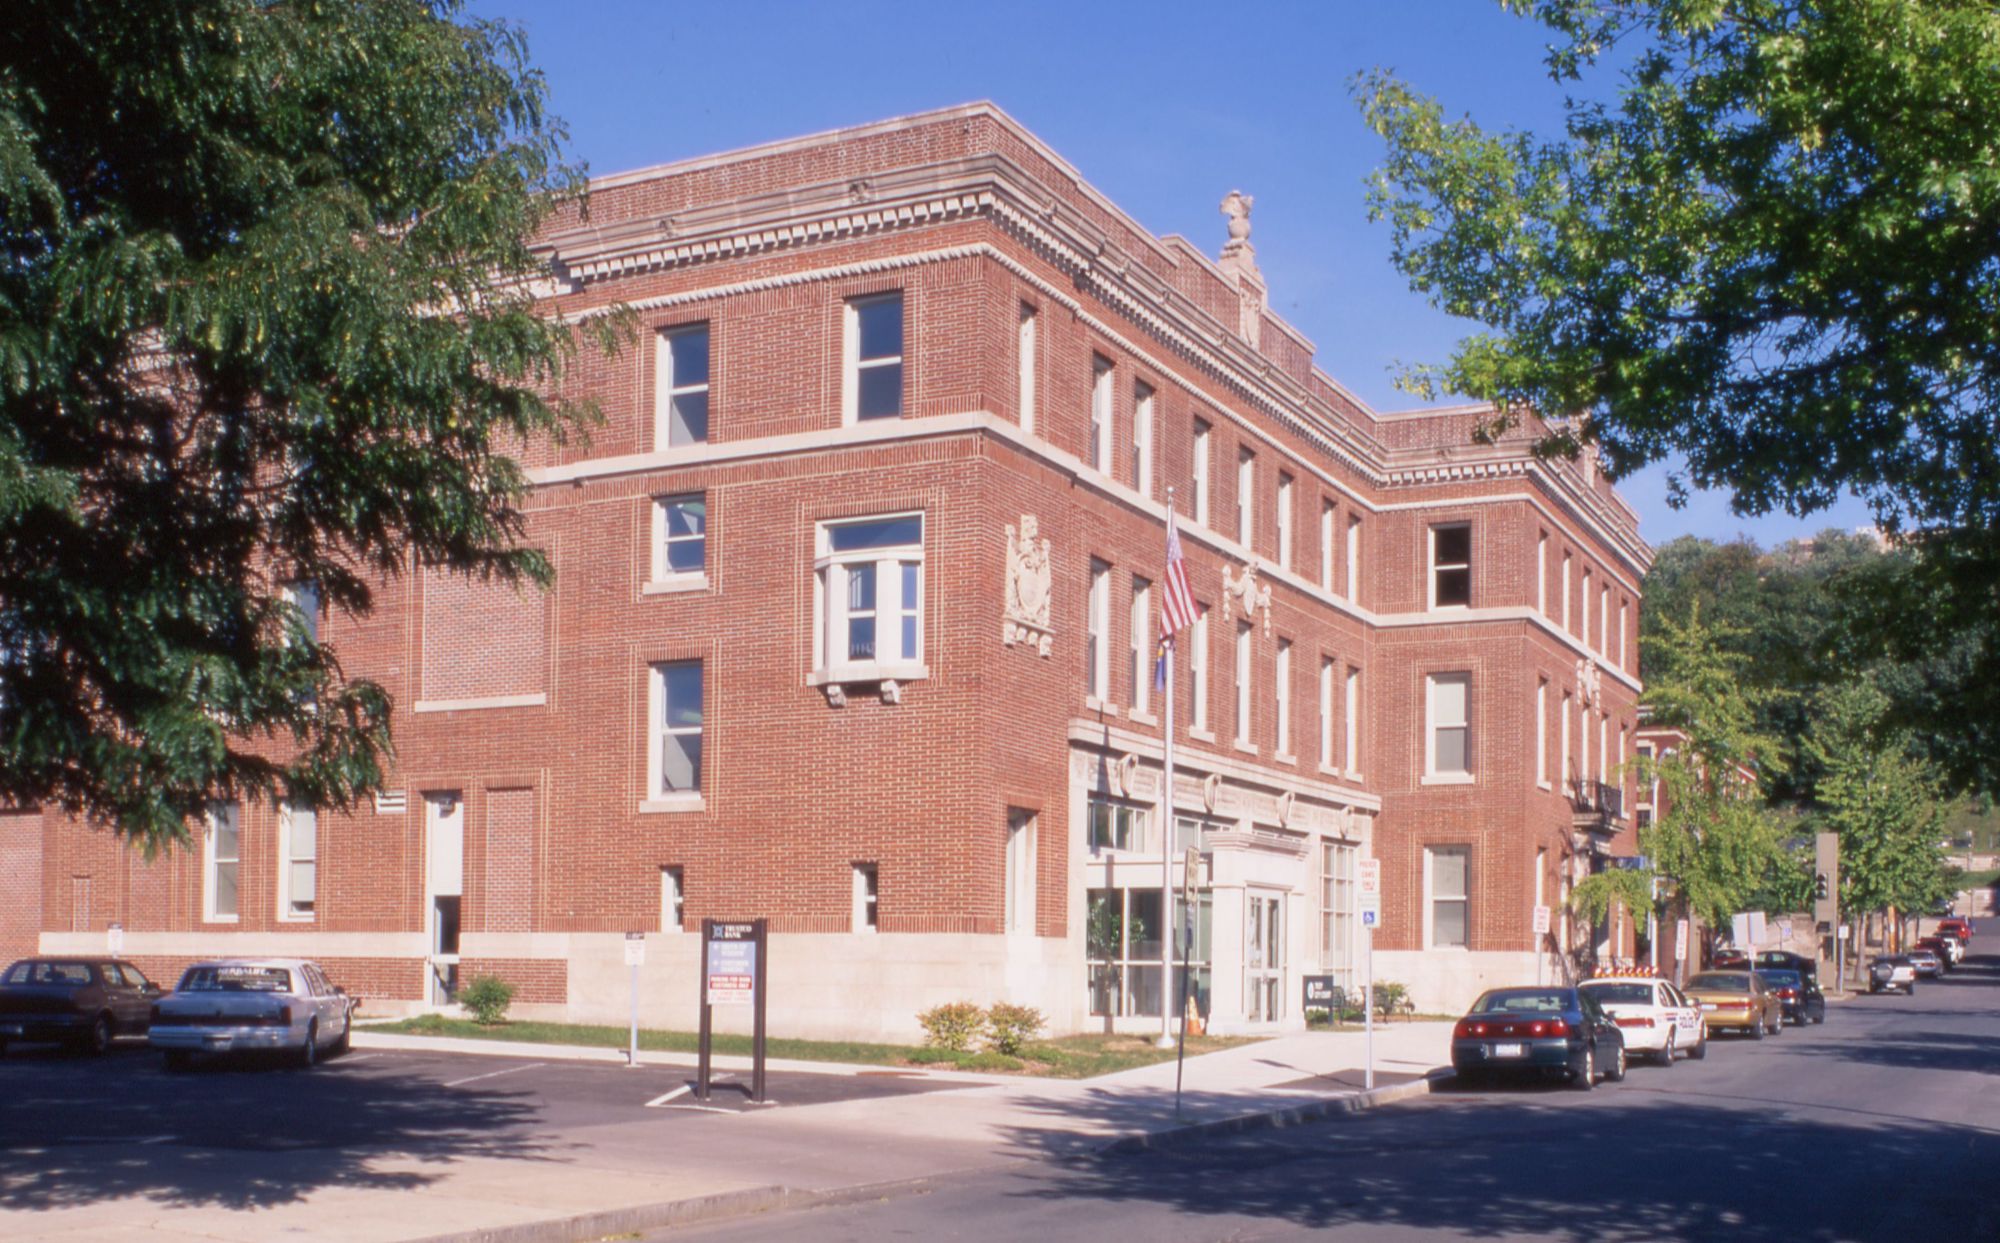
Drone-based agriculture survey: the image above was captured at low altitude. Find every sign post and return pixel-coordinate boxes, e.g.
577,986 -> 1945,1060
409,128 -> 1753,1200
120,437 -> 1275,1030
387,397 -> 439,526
106,922 -> 124,957
623,932 -> 646,1067
1531,905 -> 1551,986
698,919 -> 768,1103
1357,858 -> 1382,1091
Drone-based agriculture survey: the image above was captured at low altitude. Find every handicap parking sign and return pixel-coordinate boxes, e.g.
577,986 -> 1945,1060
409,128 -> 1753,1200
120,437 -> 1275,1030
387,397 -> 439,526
1361,909 -> 1379,928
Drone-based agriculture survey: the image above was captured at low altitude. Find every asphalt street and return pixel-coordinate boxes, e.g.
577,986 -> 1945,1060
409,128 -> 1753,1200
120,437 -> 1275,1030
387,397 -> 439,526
665,951 -> 2000,1243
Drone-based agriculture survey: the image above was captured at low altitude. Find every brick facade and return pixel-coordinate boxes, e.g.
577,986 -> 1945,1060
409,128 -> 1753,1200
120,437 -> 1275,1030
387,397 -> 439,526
9,105 -> 1649,1036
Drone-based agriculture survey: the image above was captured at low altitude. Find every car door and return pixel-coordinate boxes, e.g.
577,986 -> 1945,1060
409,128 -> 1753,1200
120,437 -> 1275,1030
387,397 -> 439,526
303,965 -> 340,1039
101,964 -> 144,1032
1578,991 -> 1615,1063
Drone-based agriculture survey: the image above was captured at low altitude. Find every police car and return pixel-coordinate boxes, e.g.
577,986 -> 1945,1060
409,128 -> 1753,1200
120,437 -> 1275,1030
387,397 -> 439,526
1577,970 -> 1708,1067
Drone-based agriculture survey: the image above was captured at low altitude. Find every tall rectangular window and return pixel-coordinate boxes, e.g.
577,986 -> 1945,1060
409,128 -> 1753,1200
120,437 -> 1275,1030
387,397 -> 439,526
1344,667 -> 1361,774
1132,382 -> 1154,497
1274,639 -> 1292,756
1234,622 -> 1253,747
1236,448 -> 1255,546
1191,606 -> 1210,732
1345,517 -> 1361,601
1129,576 -> 1152,714
204,802 -> 240,922
283,580 -> 320,647
655,324 -> 711,448
853,863 -> 879,932
1537,530 -> 1548,613
660,866 -> 685,932
650,661 -> 703,796
1579,700 -> 1591,787
1426,672 -> 1472,780
1087,559 -> 1110,701
1536,678 -> 1550,788
1561,691 -> 1573,786
844,294 -> 903,422
1581,567 -> 1593,643
1430,523 -> 1471,608
1320,501 -> 1335,590
1006,810 -> 1037,934
1089,355 -> 1113,470
279,800 -> 316,921
1619,600 -> 1630,669
651,494 -> 707,581
1276,473 -> 1294,568
1017,303 -> 1037,434
1561,552 -> 1573,631
1428,846 -> 1470,949
1598,712 -> 1609,783
1192,419 -> 1211,526
1318,657 -> 1335,768
1600,583 -> 1611,655
1322,841 -> 1356,988
816,513 -> 924,676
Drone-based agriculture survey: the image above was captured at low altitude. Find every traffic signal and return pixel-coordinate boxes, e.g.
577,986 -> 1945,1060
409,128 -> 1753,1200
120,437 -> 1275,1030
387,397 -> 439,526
1813,872 -> 1830,901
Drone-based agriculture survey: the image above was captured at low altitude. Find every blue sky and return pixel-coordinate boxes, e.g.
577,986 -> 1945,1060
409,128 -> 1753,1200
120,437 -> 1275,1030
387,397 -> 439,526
476,0 -> 1875,550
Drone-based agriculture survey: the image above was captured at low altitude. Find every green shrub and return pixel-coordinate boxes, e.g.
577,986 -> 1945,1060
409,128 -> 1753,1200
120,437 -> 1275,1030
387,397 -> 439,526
983,1002 -> 1045,1056
960,1050 -> 1024,1072
918,1000 -> 984,1051
1372,981 -> 1410,1017
458,975 -> 517,1026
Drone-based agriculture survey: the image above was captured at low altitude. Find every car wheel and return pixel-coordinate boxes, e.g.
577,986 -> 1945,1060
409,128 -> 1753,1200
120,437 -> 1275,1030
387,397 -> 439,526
1573,1046 -> 1596,1091
1606,1041 -> 1627,1082
330,1020 -> 350,1057
163,1049 -> 193,1072
1750,1017 -> 1766,1040
1658,1031 -> 1676,1068
1688,1030 -> 1707,1060
84,1013 -> 112,1056
296,1021 -> 318,1070
1769,1012 -> 1783,1036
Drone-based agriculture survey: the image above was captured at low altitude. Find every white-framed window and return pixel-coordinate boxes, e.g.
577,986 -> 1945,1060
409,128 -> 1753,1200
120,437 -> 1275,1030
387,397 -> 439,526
1192,419 -> 1211,526
1234,621 -> 1253,748
1274,639 -> 1292,756
1598,712 -> 1609,783
648,661 -> 703,796
1345,516 -> 1361,602
1318,657 -> 1335,768
1320,500 -> 1335,590
814,513 -> 924,680
1579,699 -> 1591,786
1581,567 -> 1593,642
843,294 -> 903,422
1087,559 -> 1110,702
1190,606 -> 1210,732
1129,576 -> 1152,714
1321,839 -> 1356,989
278,800 -> 316,921
1619,600 -> 1629,669
1276,473 -> 1294,568
1088,795 -> 1147,853
1089,354 -> 1113,470
1426,672 -> 1472,781
654,324 -> 711,447
1537,530 -> 1548,613
1236,448 -> 1255,547
853,863 -> 879,932
203,802 -> 240,923
1561,552 -> 1573,631
1430,523 -> 1471,609
650,494 -> 707,583
1132,382 -> 1154,497
1599,582 -> 1610,654
1017,303 -> 1037,434
1344,666 -> 1361,775
660,866 -> 685,932
1536,678 -> 1550,789
1561,690 -> 1573,786
283,580 -> 320,647
1006,809 -> 1037,934
1426,845 -> 1470,949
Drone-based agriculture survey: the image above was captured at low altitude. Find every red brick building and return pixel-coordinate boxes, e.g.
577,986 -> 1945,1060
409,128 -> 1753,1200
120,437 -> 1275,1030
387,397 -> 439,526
1,105 -> 1651,1037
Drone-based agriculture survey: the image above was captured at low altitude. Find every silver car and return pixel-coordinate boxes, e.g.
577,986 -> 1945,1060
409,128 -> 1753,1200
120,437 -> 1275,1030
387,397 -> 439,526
150,958 -> 355,1069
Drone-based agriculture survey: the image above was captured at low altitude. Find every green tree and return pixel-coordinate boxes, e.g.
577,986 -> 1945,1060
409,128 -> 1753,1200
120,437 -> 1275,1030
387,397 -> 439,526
0,2 -> 623,847
1357,1 -> 2000,790
1806,680 -> 1951,925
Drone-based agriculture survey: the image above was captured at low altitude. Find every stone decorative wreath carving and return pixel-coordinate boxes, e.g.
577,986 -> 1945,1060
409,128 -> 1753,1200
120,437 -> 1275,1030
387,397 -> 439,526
1003,514 -> 1054,657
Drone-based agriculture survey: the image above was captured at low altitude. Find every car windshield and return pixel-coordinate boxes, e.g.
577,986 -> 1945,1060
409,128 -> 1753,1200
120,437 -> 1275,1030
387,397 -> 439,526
1689,973 -> 1749,992
2,961 -> 93,986
1581,983 -> 1654,1004
1758,970 -> 1801,987
177,965 -> 293,993
1470,989 -> 1569,1014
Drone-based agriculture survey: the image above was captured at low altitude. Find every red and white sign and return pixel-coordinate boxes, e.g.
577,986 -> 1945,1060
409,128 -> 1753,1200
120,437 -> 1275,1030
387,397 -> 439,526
1674,918 -> 1689,962
1532,905 -> 1551,936
1357,859 -> 1382,929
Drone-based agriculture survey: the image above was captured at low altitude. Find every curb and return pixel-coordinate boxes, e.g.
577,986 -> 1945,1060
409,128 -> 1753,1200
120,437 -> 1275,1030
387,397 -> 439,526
1096,1068 -> 1449,1156
405,1175 -> 944,1243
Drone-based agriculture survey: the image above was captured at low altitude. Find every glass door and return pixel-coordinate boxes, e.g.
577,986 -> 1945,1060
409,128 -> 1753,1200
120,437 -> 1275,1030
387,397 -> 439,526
1246,891 -> 1285,1023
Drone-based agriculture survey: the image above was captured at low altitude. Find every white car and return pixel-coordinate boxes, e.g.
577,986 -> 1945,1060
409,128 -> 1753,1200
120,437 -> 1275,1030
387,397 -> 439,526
150,958 -> 355,1069
1578,975 -> 1707,1066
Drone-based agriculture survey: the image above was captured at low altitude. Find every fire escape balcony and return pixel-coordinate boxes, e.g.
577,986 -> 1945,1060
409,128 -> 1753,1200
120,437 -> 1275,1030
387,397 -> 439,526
1569,779 -> 1625,835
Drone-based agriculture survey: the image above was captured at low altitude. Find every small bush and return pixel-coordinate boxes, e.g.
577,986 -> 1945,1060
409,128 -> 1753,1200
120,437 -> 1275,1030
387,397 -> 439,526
984,1002 -> 1045,1056
1372,981 -> 1410,1018
918,1000 -> 984,1051
960,1050 -> 1024,1072
459,975 -> 518,1026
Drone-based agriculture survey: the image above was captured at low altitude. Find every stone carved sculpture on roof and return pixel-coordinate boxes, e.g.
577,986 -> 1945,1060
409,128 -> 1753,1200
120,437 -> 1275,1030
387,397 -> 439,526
1221,190 -> 1254,246
1221,558 -> 1272,637
1218,190 -> 1265,348
1003,514 -> 1054,657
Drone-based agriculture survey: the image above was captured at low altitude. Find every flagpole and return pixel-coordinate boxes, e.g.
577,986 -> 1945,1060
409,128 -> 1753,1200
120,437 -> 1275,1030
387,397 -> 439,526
1159,490 -> 1178,1050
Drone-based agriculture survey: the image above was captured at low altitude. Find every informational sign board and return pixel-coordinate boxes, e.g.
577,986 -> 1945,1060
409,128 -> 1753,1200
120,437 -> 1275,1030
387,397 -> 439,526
705,938 -> 756,1005
697,919 -> 769,1104
1532,905 -> 1551,936
1675,918 -> 1690,962
623,931 -> 647,967
1357,859 -> 1382,929
106,923 -> 124,955
1302,974 -> 1339,1010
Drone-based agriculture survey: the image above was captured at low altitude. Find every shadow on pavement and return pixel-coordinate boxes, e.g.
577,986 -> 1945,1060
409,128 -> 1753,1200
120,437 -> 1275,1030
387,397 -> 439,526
0,1046 -> 554,1211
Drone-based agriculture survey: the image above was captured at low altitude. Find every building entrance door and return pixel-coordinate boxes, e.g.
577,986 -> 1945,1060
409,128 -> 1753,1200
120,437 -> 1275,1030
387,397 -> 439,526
1246,890 -> 1284,1023
425,792 -> 463,1005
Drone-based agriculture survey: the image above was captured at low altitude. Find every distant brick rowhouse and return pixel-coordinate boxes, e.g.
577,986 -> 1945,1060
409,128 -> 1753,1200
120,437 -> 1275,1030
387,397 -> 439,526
7,105 -> 1651,1036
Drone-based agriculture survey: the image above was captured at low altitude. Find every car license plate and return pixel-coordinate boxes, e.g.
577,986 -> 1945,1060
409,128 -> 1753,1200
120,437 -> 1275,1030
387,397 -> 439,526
1492,1042 -> 1525,1058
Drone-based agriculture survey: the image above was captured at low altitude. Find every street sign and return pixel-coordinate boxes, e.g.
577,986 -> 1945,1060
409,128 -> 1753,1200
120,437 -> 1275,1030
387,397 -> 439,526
1532,905 -> 1551,936
623,931 -> 647,966
1357,858 -> 1381,929
705,938 -> 756,1005
1675,918 -> 1689,962
1361,909 -> 1379,928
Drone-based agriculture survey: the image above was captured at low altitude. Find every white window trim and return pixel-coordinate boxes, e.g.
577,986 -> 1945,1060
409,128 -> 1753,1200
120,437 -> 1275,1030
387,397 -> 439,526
647,660 -> 703,801
1319,501 -> 1335,591
1234,621 -> 1254,750
1089,355 -> 1113,472
1536,531 -> 1548,614
1423,671 -> 1474,785
1276,474 -> 1294,569
654,324 -> 710,449
649,493 -> 708,590
1535,678 -> 1551,790
1190,607 -> 1211,735
1192,420 -> 1211,526
842,294 -> 903,425
1017,304 -> 1037,435
1005,811 -> 1037,936
1129,577 -> 1153,716
1344,517 -> 1360,602
1428,523 -> 1471,611
1344,667 -> 1361,777
1424,845 -> 1471,951
660,866 -> 685,933
1318,657 -> 1335,770
852,863 -> 879,933
1561,692 -> 1574,787
1581,568 -> 1593,646
203,802 -> 240,924
1087,560 -> 1111,703
812,512 -> 927,686
1236,449 -> 1255,548
1561,552 -> 1573,632
1132,383 -> 1154,498
1599,583 -> 1611,655
1274,639 -> 1293,759
1619,600 -> 1629,669
277,800 -> 316,923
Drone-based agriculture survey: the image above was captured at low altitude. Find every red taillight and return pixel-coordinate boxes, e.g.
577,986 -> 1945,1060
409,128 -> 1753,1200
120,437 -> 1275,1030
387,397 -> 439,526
1527,1018 -> 1570,1038
1777,988 -> 1797,999
277,1005 -> 292,1027
1454,1019 -> 1489,1039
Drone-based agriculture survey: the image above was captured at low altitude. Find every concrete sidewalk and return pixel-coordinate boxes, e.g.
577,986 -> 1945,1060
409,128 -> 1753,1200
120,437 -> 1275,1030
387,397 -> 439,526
7,1021 -> 1453,1243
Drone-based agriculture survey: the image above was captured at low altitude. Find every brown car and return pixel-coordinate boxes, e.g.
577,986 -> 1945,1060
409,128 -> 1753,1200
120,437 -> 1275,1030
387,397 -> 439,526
1683,970 -> 1784,1038
0,957 -> 161,1055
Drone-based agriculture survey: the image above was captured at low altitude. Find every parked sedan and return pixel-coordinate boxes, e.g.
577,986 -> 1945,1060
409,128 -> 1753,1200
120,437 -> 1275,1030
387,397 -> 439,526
1869,955 -> 1918,995
0,958 -> 160,1055
1451,986 -> 1626,1090
1684,971 -> 1784,1038
149,958 -> 354,1069
1754,967 -> 1825,1025
1907,947 -> 1945,978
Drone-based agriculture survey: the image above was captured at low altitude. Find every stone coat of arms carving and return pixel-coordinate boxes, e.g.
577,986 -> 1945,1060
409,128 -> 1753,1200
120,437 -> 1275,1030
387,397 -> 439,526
1003,514 -> 1054,657
1222,559 -> 1272,636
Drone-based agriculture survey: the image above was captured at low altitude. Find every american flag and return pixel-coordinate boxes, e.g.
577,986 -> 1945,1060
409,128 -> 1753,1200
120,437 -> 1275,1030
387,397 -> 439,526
1160,516 -> 1196,639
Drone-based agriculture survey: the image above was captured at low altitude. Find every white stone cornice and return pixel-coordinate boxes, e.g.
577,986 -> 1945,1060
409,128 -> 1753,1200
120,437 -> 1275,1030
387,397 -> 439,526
1068,720 -> 1383,813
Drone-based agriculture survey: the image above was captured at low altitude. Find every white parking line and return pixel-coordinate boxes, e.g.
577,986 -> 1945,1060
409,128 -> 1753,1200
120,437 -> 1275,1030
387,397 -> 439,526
442,1062 -> 544,1089
660,1103 -> 737,1114
645,1085 -> 691,1107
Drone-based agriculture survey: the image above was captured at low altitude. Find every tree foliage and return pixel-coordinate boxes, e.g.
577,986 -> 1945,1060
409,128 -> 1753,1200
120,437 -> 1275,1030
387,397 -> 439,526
0,2 -> 621,847
1805,680 -> 1952,921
